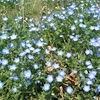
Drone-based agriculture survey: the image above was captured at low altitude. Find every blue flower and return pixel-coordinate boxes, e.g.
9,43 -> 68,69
57,50 -> 64,56
33,63 -> 39,70
27,54 -> 34,59
2,17 -> 8,21
83,85 -> 90,92
53,63 -> 60,69
95,84 -> 100,93
46,75 -> 53,83
43,83 -> 50,91
66,86 -> 73,94
0,34 -> 8,40
14,57 -> 20,63
58,70 -> 66,77
2,48 -> 9,55
12,86 -> 17,93
70,25 -> 76,30
1,59 -> 8,66
10,34 -> 17,40
45,61 -> 52,67
24,70 -> 32,78
9,64 -> 17,70
85,49 -> 93,55
66,52 -> 72,58
88,70 -> 97,80
56,75 -> 63,82
0,81 -> 4,89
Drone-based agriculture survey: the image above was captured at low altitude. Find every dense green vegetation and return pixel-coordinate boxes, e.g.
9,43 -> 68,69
0,0 -> 100,100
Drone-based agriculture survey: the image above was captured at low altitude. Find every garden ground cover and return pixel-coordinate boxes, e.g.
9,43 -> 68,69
0,0 -> 100,100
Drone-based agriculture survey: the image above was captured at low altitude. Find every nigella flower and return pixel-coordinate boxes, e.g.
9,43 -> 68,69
72,69 -> 78,74
74,19 -> 78,23
51,47 -> 56,51
33,48 -> 41,54
83,85 -> 90,92
68,9 -> 74,15
56,75 -> 63,82
46,75 -> 54,83
2,48 -> 9,55
90,26 -> 95,30
19,42 -> 25,48
66,86 -> 73,94
85,60 -> 92,66
70,25 -> 76,30
9,64 -> 17,70
36,41 -> 44,47
12,86 -> 17,93
66,52 -> 72,58
10,34 -> 17,40
45,61 -> 52,67
86,79 -> 93,85
1,59 -> 8,66
95,84 -> 100,93
53,63 -> 60,69
19,51 -> 26,57
26,43 -> 32,48
8,42 -> 14,48
18,16 -> 22,20
85,49 -> 93,55
57,50 -> 64,56
43,83 -> 50,91
25,49 -> 30,53
33,63 -> 39,70
23,70 -> 32,78
45,49 -> 50,54
27,54 -> 34,59
0,34 -> 8,40
0,81 -> 4,89
88,70 -> 97,80
14,57 -> 20,63
58,70 -> 66,77
29,47 -> 34,51
94,26 -> 99,31
2,17 -> 8,21
13,76 -> 19,81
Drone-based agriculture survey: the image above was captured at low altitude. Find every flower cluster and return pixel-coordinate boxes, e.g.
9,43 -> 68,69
0,0 -> 100,100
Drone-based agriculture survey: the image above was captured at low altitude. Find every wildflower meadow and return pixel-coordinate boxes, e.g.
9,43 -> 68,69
0,0 -> 100,100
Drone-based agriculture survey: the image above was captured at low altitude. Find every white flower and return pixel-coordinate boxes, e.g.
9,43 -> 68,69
66,86 -> 73,94
83,85 -> 90,92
